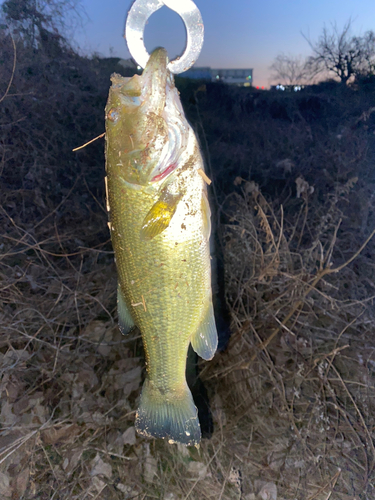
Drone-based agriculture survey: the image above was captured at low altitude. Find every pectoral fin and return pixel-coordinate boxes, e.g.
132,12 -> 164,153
191,301 -> 218,360
117,284 -> 135,334
141,191 -> 182,240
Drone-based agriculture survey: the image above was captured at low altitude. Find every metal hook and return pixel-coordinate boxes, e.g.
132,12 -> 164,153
125,0 -> 204,74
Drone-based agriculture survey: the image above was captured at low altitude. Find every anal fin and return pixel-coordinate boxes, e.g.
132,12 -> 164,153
117,284 -> 135,335
191,301 -> 218,360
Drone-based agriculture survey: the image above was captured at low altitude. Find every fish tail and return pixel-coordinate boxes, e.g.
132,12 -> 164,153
135,379 -> 201,446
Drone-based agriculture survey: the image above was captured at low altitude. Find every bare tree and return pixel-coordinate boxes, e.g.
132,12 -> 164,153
354,30 -> 375,78
1,0 -> 85,51
269,53 -> 308,85
304,19 -> 375,84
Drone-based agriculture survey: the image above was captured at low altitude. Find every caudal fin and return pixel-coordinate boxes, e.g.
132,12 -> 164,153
135,379 -> 201,446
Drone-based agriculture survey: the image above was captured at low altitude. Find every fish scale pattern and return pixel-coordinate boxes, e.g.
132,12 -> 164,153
110,182 -> 209,391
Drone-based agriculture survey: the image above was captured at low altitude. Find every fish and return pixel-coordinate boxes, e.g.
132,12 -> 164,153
104,48 -> 218,446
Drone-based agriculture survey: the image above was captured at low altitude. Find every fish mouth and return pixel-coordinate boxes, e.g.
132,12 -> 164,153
141,49 -> 190,184
139,47 -> 169,117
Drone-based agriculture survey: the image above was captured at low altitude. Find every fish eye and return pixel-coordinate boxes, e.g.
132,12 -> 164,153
107,108 -> 119,122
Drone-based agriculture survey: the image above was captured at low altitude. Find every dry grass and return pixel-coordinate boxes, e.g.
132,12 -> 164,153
209,182 -> 375,499
2,164 -> 375,499
2,29 -> 375,500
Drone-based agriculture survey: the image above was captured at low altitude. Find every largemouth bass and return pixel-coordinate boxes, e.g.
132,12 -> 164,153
105,48 -> 217,446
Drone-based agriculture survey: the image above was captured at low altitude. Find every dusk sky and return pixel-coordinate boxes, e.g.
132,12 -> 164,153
74,0 -> 375,87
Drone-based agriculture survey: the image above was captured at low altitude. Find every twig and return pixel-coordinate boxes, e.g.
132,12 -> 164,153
198,168 -> 212,185
0,415 -> 58,465
218,459 -> 234,500
184,444 -> 223,500
329,227 -> 375,274
131,296 -> 147,312
306,468 -> 341,500
0,28 -> 16,104
249,227 -> 375,362
72,132 -> 105,151
88,447 -> 134,461
330,363 -> 375,471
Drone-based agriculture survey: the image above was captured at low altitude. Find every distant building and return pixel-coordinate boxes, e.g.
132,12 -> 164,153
117,60 -> 254,87
181,67 -> 253,86
179,66 -> 213,80
211,68 -> 253,86
270,84 -> 304,92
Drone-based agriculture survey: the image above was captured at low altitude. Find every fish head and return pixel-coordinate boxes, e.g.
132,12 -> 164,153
106,48 -> 185,186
